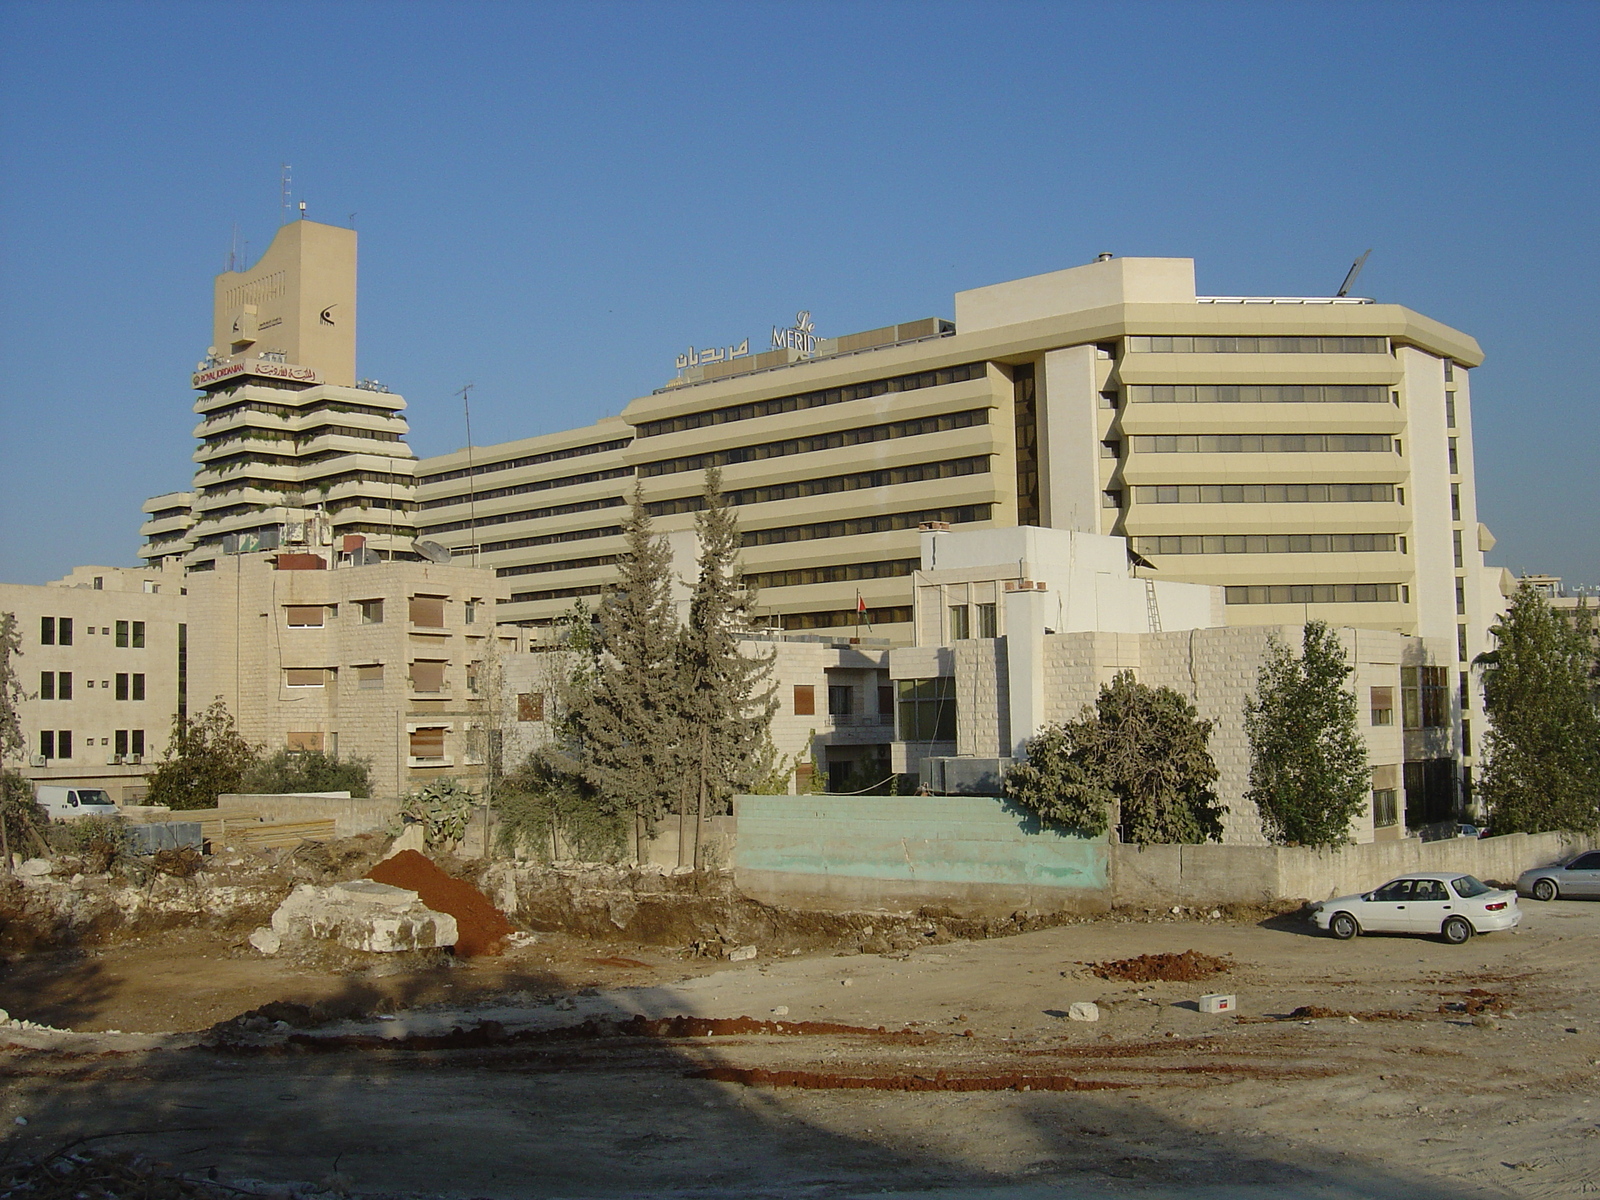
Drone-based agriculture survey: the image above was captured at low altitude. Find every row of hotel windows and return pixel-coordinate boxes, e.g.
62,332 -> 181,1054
420,437 -> 632,488
1125,384 -> 1390,404
36,730 -> 146,760
201,398 -> 402,427
40,618 -> 146,647
636,409 -> 989,479
38,672 -> 145,699
420,466 -> 634,511
1126,336 -> 1389,354
635,363 -> 988,438
420,495 -> 626,536
1132,483 -> 1395,505
645,456 -> 991,517
1128,434 -> 1392,454
1135,534 -> 1399,556
1224,584 -> 1404,605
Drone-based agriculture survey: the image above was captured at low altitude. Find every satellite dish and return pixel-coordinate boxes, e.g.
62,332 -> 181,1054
412,539 -> 453,564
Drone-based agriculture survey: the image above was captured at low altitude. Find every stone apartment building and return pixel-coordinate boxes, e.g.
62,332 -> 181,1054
0,563 -> 189,802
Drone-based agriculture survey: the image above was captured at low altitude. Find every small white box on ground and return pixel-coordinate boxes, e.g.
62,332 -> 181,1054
1199,994 -> 1235,1014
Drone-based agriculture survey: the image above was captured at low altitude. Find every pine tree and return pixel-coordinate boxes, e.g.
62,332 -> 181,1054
1477,584 -> 1600,833
1005,671 -> 1224,844
1244,621 -> 1371,847
565,485 -> 684,840
676,468 -> 777,868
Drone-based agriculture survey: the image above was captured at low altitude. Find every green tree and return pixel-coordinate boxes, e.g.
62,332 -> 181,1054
0,613 -> 22,766
563,486 -> 685,840
145,699 -> 261,810
0,613 -> 37,866
1476,584 -> 1600,833
1244,621 -> 1371,846
1005,671 -> 1225,844
675,468 -> 777,867
240,748 -> 373,797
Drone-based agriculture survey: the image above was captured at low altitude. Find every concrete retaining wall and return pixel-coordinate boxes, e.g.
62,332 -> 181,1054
1109,830 -> 1587,906
217,793 -> 399,837
731,793 -> 1109,915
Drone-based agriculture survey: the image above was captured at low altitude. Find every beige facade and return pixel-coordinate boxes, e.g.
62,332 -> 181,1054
0,564 -> 190,802
141,219 -> 417,571
184,554 -> 510,797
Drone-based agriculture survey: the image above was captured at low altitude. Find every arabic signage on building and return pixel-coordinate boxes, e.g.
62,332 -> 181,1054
191,359 -> 323,390
675,338 -> 751,372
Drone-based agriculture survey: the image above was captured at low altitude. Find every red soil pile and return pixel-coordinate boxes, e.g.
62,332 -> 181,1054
1088,950 -> 1232,983
368,850 -> 513,958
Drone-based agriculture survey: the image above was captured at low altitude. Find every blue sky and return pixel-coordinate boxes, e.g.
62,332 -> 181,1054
1,0 -> 1596,587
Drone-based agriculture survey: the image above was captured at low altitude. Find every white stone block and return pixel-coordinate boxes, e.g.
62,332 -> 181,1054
1199,993 -> 1235,1014
1067,1001 -> 1099,1022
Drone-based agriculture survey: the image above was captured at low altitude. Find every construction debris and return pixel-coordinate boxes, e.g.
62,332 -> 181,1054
368,849 -> 513,958
249,879 -> 458,955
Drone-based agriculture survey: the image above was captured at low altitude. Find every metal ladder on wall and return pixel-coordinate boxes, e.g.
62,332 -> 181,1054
1144,578 -> 1162,633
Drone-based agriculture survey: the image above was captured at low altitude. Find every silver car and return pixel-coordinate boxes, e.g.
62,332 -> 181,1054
1310,872 -> 1521,944
1517,850 -> 1600,901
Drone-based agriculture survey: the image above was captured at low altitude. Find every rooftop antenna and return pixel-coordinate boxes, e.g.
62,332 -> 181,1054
279,163 -> 292,226
456,383 -> 479,566
348,212 -> 357,229
1336,249 -> 1372,297
226,222 -> 240,272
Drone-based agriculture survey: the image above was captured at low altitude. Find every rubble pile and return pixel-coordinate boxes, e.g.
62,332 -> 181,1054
249,879 -> 458,955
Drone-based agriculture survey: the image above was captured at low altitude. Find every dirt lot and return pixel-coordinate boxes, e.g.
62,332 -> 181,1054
2,871 -> 1598,1199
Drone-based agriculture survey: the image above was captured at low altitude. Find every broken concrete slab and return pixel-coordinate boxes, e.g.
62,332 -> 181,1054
1068,1001 -> 1100,1022
252,880 -> 459,956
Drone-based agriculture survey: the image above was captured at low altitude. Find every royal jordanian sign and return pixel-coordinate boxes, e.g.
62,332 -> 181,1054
191,359 -> 322,389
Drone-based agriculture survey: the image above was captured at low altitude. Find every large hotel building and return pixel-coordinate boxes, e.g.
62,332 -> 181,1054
139,222 -> 1501,819
411,252 -> 1497,663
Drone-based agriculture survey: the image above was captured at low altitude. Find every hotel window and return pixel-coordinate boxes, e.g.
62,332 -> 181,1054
116,621 -> 130,647
41,617 -> 54,645
1133,483 -> 1394,505
356,664 -> 385,690
1448,438 -> 1459,474
1399,536 -> 1407,554
793,685 -> 815,716
409,661 -> 447,693
1402,666 -> 1449,730
409,595 -> 447,627
1129,433 -> 1391,454
1133,533 -> 1395,556
40,672 -> 55,701
286,605 -> 325,628
1456,578 -> 1467,616
132,729 -> 144,758
898,677 -> 957,742
1445,392 -> 1457,428
1225,583 -> 1400,605
115,730 -> 128,758
115,673 -> 129,700
1100,439 -> 1120,460
828,685 -> 853,717
286,668 -> 328,688
1126,384 -> 1389,404
948,604 -> 970,640
132,673 -> 144,701
1453,530 -> 1464,569
357,599 -> 384,624
1451,484 -> 1461,521
1444,360 -> 1455,382
976,602 -> 998,638
1461,719 -> 1472,755
1458,625 -> 1469,662
1370,687 -> 1394,726
517,692 -> 545,722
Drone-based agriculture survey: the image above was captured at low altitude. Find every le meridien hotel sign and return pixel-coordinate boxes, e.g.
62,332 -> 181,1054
674,311 -> 821,373
192,359 -> 322,389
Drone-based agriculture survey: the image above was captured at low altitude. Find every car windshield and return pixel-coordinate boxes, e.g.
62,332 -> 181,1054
1450,875 -> 1494,898
72,789 -> 112,806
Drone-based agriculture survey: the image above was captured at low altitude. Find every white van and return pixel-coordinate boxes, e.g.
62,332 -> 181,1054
36,785 -> 120,821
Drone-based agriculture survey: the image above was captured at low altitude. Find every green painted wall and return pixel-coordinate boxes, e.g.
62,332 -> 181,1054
733,794 -> 1108,891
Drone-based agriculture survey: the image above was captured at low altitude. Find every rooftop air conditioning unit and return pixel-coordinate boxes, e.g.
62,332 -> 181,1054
108,754 -> 122,765
128,754 -> 142,765
28,754 -> 46,767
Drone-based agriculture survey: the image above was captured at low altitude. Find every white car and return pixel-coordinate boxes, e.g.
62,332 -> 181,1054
1311,872 -> 1520,944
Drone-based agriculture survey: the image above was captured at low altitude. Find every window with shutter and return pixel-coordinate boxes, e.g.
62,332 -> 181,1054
285,668 -> 326,688
409,596 -> 446,627
793,685 -> 815,715
286,606 -> 325,627
409,661 -> 447,693
518,692 -> 545,722
409,727 -> 447,759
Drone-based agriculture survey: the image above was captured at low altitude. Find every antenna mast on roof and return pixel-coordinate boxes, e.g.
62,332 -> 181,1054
457,383 -> 479,567
1337,249 -> 1372,297
280,163 -> 292,226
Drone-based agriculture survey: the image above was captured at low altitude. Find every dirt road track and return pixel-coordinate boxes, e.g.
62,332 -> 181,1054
3,902 -> 1598,1199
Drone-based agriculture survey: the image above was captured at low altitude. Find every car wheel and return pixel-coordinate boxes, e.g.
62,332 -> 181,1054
1442,916 -> 1473,944
1532,878 -> 1558,902
1329,912 -> 1359,940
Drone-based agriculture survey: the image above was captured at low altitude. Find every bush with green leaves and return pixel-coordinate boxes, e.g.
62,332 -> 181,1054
1244,622 -> 1371,847
145,700 -> 261,810
1,769 -> 48,861
1005,671 -> 1225,844
240,749 -> 373,797
395,778 -> 478,847
47,814 -> 134,873
494,750 -> 629,862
